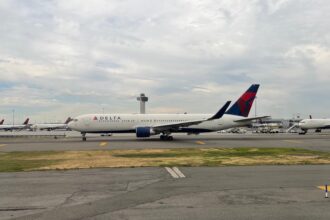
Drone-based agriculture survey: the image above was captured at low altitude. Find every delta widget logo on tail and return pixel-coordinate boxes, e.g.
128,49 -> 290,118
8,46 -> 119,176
225,84 -> 259,117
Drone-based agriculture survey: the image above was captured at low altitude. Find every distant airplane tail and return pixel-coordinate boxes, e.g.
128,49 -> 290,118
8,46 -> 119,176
225,84 -> 259,117
23,118 -> 29,125
64,117 -> 72,124
0,119 -> 4,125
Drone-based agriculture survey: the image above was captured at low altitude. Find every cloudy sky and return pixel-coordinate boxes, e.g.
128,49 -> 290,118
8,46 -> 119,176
0,0 -> 330,123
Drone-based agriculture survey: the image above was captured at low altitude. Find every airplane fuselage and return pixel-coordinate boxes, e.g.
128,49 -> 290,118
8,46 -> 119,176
69,113 -> 249,134
0,124 -> 29,131
299,119 -> 330,130
31,123 -> 68,131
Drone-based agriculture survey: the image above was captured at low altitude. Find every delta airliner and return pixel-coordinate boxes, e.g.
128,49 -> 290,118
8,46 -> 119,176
69,84 -> 267,141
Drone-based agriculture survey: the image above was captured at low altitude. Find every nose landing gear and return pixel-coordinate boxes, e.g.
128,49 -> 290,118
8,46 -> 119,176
81,132 -> 87,141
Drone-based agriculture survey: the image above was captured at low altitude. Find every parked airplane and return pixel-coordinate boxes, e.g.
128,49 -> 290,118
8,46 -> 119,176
69,84 -> 268,141
31,117 -> 72,131
0,119 -> 4,125
0,118 -> 30,131
287,115 -> 330,134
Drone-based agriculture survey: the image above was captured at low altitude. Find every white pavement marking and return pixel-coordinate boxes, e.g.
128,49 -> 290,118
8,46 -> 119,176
165,167 -> 186,179
172,167 -> 186,178
165,167 -> 179,178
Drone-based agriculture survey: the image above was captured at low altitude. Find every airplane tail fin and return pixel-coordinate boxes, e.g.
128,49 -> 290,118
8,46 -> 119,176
64,117 -> 72,124
225,84 -> 259,117
23,118 -> 29,125
0,119 -> 4,125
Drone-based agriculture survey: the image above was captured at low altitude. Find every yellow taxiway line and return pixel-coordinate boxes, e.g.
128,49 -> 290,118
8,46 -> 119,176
195,141 -> 206,145
317,186 -> 329,191
99,142 -> 108,147
0,144 -> 7,148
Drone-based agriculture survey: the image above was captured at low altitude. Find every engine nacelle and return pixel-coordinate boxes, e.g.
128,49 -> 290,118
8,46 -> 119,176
136,127 -> 155,138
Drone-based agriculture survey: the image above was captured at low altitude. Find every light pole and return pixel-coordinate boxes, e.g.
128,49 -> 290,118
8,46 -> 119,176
12,109 -> 15,125
12,109 -> 15,132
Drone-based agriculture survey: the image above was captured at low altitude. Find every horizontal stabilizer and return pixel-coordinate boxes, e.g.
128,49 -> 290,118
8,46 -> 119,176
234,116 -> 270,123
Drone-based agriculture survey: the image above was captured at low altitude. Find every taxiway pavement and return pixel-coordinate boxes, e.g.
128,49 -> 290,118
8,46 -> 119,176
0,133 -> 330,152
1,165 -> 329,220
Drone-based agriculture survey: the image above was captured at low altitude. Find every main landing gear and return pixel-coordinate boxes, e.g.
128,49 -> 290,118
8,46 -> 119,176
299,129 -> 307,135
81,132 -> 87,141
160,134 -> 174,141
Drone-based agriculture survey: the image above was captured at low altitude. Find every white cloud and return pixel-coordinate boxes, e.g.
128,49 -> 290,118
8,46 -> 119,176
1,0 -> 330,122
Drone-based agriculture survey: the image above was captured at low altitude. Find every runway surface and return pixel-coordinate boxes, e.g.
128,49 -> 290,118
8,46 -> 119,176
0,133 -> 330,152
1,165 -> 329,220
1,133 -> 330,219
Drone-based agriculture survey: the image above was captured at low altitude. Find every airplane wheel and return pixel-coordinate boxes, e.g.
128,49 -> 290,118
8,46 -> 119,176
82,137 -> 87,141
160,135 -> 173,141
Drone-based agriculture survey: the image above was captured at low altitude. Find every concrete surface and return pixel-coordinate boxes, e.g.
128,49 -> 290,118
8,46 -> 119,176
0,166 -> 329,220
0,133 -> 330,152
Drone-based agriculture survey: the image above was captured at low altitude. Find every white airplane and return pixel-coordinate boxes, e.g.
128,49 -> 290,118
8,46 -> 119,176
69,84 -> 269,141
0,118 -> 30,131
31,117 -> 72,131
288,115 -> 330,134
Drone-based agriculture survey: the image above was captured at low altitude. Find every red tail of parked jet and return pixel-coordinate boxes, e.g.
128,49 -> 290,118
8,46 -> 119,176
64,117 -> 72,124
225,84 -> 259,117
23,118 -> 29,125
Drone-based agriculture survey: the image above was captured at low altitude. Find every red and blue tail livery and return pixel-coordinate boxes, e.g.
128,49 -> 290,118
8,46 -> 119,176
225,84 -> 259,117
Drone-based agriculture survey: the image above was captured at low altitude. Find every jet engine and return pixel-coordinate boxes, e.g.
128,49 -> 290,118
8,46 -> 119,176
136,127 -> 156,138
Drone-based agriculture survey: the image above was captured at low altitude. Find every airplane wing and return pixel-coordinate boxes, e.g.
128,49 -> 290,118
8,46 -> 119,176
233,116 -> 270,123
151,101 -> 231,132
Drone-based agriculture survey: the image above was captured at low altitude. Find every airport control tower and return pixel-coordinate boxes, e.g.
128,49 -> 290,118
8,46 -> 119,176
137,93 -> 148,114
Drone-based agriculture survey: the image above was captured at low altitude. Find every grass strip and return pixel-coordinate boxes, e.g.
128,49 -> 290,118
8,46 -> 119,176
1,148 -> 330,172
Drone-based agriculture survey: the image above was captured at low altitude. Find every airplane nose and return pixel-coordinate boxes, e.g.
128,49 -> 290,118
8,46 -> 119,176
68,121 -> 75,130
298,122 -> 306,129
